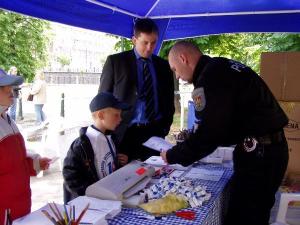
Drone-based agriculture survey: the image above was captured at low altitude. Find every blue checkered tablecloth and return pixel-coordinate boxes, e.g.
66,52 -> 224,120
108,163 -> 233,225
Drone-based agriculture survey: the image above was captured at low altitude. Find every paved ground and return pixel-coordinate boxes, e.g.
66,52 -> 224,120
16,84 -> 98,210
18,112 -> 79,211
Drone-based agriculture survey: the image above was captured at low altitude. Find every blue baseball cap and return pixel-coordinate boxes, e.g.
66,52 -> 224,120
89,92 -> 130,112
0,68 -> 24,86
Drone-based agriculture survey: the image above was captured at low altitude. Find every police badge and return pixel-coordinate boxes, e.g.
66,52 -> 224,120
243,137 -> 258,152
192,87 -> 206,111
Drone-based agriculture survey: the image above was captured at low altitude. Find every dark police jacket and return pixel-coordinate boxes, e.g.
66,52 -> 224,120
63,127 -> 99,203
167,55 -> 288,166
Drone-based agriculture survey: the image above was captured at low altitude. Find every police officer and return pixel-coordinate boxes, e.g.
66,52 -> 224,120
162,41 -> 289,225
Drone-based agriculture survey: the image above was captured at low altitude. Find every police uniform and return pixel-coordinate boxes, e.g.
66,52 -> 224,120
166,55 -> 289,225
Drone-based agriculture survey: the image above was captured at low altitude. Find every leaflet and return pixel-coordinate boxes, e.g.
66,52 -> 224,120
143,136 -> 174,152
184,168 -> 224,181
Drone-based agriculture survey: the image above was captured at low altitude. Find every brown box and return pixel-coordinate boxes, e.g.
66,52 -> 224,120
279,101 -> 300,173
260,52 -> 300,101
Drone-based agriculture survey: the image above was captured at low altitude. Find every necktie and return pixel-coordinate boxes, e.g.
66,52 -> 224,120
141,58 -> 155,121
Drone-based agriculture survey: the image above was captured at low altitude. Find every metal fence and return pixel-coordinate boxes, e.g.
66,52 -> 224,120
45,72 -> 101,84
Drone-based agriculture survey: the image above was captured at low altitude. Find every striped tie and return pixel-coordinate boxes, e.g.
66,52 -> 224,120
141,58 -> 155,121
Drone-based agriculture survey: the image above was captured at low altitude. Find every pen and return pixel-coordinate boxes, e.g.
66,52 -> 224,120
64,204 -> 70,223
48,203 -> 61,222
135,215 -> 167,220
74,203 -> 90,225
73,205 -> 75,221
42,210 -> 58,225
69,205 -> 72,221
53,202 -> 64,222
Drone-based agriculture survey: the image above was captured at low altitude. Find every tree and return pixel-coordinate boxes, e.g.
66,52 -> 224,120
0,10 -> 50,81
56,55 -> 71,70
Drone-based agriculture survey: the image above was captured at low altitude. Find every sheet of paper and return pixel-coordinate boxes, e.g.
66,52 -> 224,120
144,156 -> 167,166
184,168 -> 224,181
68,196 -> 122,220
144,156 -> 191,171
143,136 -> 174,152
169,170 -> 185,178
13,204 -> 68,225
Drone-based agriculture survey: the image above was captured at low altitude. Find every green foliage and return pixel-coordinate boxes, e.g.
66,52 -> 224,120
0,10 -> 50,81
112,28 -> 300,75
113,36 -> 133,52
160,33 -> 300,74
56,55 -> 71,68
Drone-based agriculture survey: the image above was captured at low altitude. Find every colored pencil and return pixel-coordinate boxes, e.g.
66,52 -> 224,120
74,203 -> 90,225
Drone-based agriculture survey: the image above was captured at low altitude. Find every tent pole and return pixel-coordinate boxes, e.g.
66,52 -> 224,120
154,19 -> 171,55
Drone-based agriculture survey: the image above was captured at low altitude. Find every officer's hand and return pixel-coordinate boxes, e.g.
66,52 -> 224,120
118,153 -> 128,166
160,151 -> 168,164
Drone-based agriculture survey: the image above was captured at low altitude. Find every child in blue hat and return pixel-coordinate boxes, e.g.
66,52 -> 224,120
63,92 -> 130,203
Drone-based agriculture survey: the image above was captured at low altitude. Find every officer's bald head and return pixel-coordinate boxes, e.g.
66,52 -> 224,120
168,41 -> 202,83
169,41 -> 202,59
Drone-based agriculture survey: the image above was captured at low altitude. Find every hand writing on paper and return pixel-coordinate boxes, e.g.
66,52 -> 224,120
118,153 -> 128,166
39,157 -> 51,170
160,151 -> 168,164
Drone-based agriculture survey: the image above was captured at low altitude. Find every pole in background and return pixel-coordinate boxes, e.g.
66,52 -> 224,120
60,93 -> 65,135
18,97 -> 24,120
60,93 -> 65,118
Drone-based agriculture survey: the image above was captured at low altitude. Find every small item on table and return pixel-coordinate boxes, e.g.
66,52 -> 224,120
143,177 -> 211,208
139,194 -> 188,214
41,202 -> 90,225
175,210 -> 196,220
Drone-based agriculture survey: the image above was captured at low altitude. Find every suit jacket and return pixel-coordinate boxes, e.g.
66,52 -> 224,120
99,49 -> 175,143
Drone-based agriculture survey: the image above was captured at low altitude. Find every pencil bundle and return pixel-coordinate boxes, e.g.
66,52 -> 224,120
41,202 -> 90,225
4,209 -> 12,225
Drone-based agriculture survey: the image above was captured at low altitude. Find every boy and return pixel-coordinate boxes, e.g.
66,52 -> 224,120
63,92 -> 130,203
0,68 -> 51,224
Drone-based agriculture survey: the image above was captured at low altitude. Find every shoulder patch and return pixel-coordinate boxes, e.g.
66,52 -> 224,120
192,87 -> 206,111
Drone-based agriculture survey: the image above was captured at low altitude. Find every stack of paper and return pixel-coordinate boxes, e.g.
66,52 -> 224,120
68,196 -> 122,224
13,197 -> 121,225
13,204 -> 66,225
184,168 -> 224,182
144,156 -> 190,171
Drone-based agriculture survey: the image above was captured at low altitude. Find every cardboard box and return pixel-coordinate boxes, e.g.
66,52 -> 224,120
260,52 -> 300,101
279,101 -> 300,173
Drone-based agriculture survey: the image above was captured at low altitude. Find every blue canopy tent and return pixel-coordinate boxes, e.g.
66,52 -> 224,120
1,0 -> 300,53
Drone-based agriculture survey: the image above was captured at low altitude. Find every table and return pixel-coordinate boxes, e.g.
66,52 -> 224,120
108,163 -> 233,225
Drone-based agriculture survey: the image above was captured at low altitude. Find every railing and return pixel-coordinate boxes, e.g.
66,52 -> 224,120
44,72 -> 101,84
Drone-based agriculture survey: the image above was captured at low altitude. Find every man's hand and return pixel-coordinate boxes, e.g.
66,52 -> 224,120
160,151 -> 168,164
39,157 -> 51,170
118,153 -> 128,166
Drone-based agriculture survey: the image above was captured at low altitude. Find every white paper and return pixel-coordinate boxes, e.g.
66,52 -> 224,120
143,136 -> 174,152
169,170 -> 185,178
68,196 -> 122,221
13,197 -> 121,225
144,156 -> 191,171
144,156 -> 167,166
13,204 -> 67,225
184,168 -> 224,181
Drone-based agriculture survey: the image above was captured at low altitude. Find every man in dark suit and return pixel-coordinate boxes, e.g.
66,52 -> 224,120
99,18 -> 175,164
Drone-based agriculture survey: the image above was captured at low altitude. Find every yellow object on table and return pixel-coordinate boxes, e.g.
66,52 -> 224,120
139,194 -> 188,214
